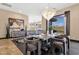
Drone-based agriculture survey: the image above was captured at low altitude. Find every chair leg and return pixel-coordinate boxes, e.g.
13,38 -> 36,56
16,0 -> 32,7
38,41 -> 41,55
27,51 -> 31,55
51,44 -> 55,55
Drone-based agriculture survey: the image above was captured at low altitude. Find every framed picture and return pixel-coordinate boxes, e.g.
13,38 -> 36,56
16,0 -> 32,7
8,18 -> 24,29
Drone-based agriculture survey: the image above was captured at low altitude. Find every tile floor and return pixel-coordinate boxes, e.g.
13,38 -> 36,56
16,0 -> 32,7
12,40 -> 79,55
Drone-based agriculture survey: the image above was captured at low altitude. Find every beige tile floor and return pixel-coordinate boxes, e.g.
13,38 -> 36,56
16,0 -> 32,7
0,39 -> 23,55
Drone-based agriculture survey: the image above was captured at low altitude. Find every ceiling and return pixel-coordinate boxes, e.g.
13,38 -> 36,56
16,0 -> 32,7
2,3 -> 75,23
9,3 -> 76,15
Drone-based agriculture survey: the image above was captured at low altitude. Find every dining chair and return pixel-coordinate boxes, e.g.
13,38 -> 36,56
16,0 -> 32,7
26,38 -> 41,55
55,35 -> 70,54
50,37 -> 67,55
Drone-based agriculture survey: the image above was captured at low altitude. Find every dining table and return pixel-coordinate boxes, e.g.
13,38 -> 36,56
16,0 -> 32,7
26,33 -> 70,55
13,33 -> 70,55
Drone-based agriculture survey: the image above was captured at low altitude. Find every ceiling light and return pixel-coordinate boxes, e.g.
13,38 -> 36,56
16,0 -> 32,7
41,7 -> 56,21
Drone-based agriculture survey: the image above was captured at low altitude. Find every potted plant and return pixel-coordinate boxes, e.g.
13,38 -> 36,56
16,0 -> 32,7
49,17 -> 57,34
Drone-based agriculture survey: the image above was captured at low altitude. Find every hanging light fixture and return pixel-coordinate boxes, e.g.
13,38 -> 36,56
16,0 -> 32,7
41,5 -> 56,34
41,7 -> 56,21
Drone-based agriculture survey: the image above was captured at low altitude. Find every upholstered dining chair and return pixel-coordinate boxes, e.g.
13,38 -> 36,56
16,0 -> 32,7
50,36 -> 69,55
26,38 -> 41,55
55,35 -> 70,54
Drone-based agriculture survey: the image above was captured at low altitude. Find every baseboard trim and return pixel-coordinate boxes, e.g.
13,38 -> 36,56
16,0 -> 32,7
0,37 -> 7,39
70,39 -> 79,42
0,37 -> 11,39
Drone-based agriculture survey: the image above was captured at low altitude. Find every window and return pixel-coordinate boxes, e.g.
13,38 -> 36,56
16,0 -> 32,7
49,14 -> 66,34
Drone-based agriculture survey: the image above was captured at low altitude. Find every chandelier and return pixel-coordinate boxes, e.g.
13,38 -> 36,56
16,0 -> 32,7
41,7 -> 56,21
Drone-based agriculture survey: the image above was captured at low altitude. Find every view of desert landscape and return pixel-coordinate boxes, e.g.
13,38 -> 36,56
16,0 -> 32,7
54,26 -> 64,34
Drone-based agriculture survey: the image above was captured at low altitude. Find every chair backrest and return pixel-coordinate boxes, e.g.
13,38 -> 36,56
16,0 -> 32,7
26,38 -> 39,45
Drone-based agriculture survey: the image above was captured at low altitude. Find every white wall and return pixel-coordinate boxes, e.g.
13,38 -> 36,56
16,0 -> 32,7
56,4 -> 79,41
28,14 -> 42,23
0,5 -> 28,38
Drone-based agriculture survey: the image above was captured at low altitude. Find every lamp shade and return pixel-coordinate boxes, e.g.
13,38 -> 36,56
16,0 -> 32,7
42,7 -> 56,21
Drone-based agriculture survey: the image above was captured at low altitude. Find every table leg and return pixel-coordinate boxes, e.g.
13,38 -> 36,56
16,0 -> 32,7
38,40 -> 41,55
63,41 -> 66,55
66,36 -> 70,54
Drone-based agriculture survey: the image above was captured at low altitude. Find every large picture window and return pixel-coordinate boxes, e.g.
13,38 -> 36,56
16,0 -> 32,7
49,14 -> 66,34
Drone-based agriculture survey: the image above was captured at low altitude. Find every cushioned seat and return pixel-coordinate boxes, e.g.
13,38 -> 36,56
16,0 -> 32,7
26,39 -> 39,55
27,44 -> 37,51
53,41 -> 63,47
52,41 -> 63,55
